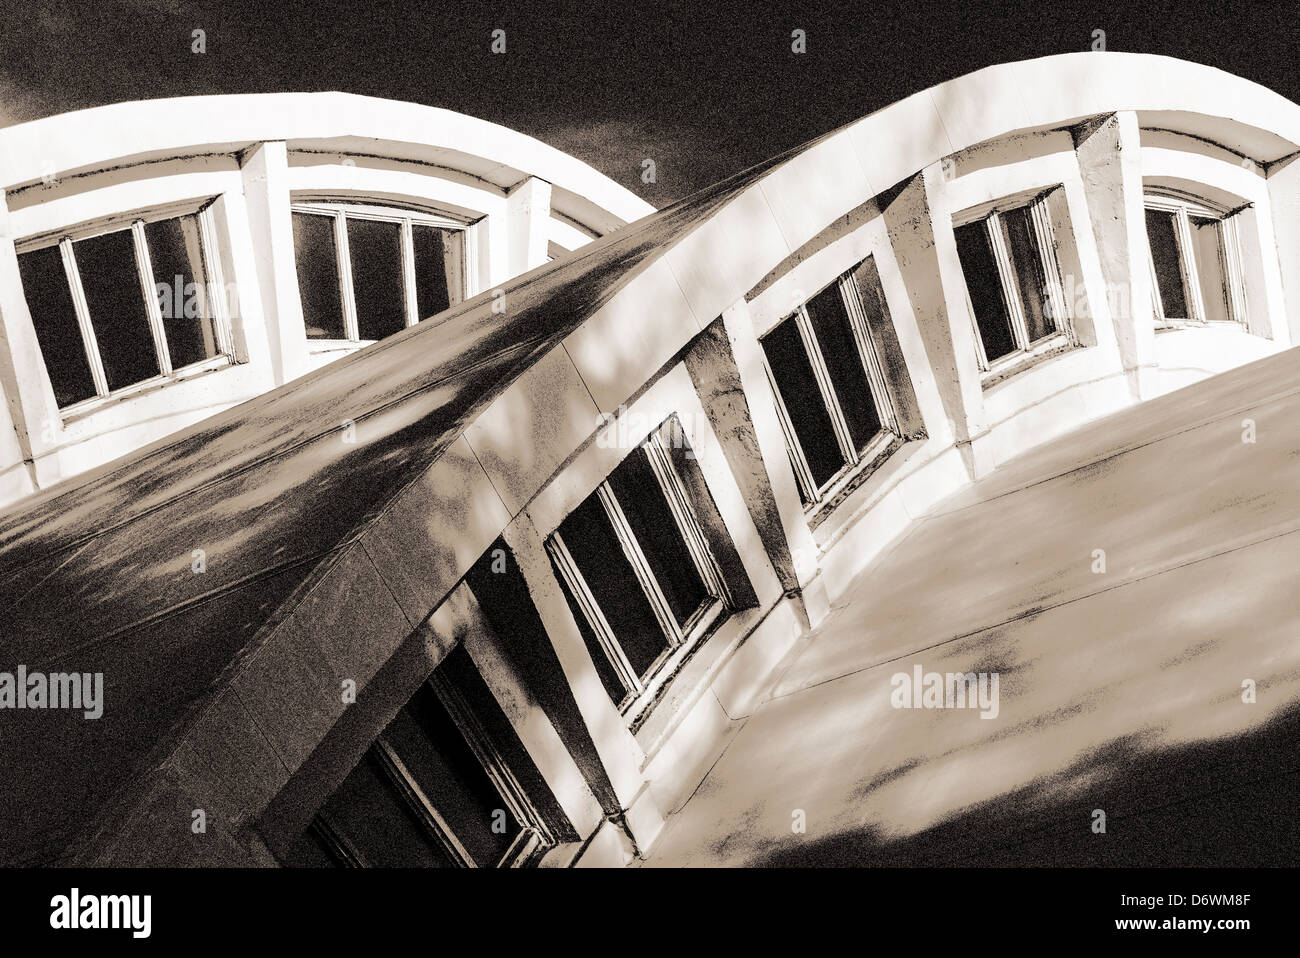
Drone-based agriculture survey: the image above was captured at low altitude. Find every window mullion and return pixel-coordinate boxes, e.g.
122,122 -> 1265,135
1221,217 -> 1248,326
60,238 -> 110,397
372,737 -> 478,867
795,307 -> 858,465
596,483 -> 683,647
547,534 -> 642,696
427,672 -> 551,845
1029,199 -> 1072,343
334,212 -> 360,341
197,205 -> 234,356
987,213 -> 1031,350
643,434 -> 731,608
401,219 -> 419,327
1175,208 -> 1206,322
132,220 -> 173,377
761,356 -> 820,501
838,277 -> 899,436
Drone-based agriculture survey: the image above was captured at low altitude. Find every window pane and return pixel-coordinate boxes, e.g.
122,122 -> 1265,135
954,220 -> 1017,362
145,215 -> 220,369
557,492 -> 670,683
1003,207 -> 1054,343
1190,217 -> 1229,322
412,224 -> 454,321
606,446 -> 711,629
346,216 -> 407,341
74,229 -> 160,392
292,212 -> 347,339
1145,208 -> 1189,319
17,246 -> 97,407
386,666 -> 520,868
804,283 -> 882,452
555,566 -> 628,703
761,315 -> 845,489
318,752 -> 453,868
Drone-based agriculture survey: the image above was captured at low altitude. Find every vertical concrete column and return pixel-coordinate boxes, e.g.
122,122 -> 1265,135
1073,112 -> 1159,399
0,187 -> 62,495
505,176 -> 553,278
455,584 -> 606,839
883,165 -> 993,478
239,141 -> 308,385
501,511 -> 664,853
716,297 -> 821,601
1260,157 -> 1300,346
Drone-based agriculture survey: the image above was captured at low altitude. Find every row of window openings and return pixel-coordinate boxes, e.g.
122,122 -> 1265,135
954,196 -> 1073,377
954,192 -> 1250,382
761,271 -> 901,508
1144,198 -> 1247,326
548,416 -> 732,718
290,205 -> 466,345
16,202 -> 467,411
289,644 -> 555,869
16,208 -> 233,410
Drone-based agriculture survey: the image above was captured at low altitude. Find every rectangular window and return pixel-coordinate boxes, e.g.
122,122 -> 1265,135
15,205 -> 233,411
1144,193 -> 1245,327
285,644 -> 556,869
290,202 -> 467,346
760,271 -> 900,507
547,417 -> 731,716
954,193 -> 1072,376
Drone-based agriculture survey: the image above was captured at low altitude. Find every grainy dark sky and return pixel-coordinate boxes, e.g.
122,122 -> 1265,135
1,0 -> 1297,206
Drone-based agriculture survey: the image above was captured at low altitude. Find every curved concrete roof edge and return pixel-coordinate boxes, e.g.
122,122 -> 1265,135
0,90 -> 657,225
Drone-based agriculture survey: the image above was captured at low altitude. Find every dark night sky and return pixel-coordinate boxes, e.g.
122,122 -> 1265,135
1,0 -> 1297,206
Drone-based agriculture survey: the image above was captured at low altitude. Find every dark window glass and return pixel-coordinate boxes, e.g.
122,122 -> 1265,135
954,220 -> 1017,362
1003,207 -> 1054,343
1190,217 -> 1229,321
761,315 -> 845,489
606,447 -> 711,629
74,229 -> 160,391
556,571 -> 628,703
412,224 -> 454,321
347,217 -> 407,341
317,752 -> 453,868
804,282 -> 883,452
17,246 -> 96,407
1145,208 -> 1188,319
145,215 -> 219,369
292,212 -> 346,339
386,659 -> 520,868
557,492 -> 670,682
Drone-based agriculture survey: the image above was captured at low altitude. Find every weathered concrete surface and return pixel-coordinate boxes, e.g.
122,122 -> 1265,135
643,348 -> 1300,866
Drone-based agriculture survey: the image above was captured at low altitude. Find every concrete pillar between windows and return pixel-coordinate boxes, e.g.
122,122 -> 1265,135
1073,112 -> 1159,400
452,583 -> 607,838
239,141 -> 309,385
501,511 -> 665,853
1266,152 -> 1300,346
715,297 -> 823,604
882,166 -> 994,479
0,187 -> 62,495
505,176 -> 554,278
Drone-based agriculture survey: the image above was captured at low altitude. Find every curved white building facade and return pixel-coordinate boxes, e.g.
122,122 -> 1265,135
3,53 -> 1300,867
0,93 -> 654,503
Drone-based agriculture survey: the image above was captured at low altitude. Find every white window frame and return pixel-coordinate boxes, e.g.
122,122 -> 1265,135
320,671 -> 555,869
15,199 -> 236,415
959,194 -> 1074,379
1143,191 -> 1248,328
546,428 -> 731,720
760,271 -> 901,509
290,200 -> 472,349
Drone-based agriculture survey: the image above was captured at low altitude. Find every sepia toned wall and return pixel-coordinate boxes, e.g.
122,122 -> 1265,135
4,52 -> 1300,867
